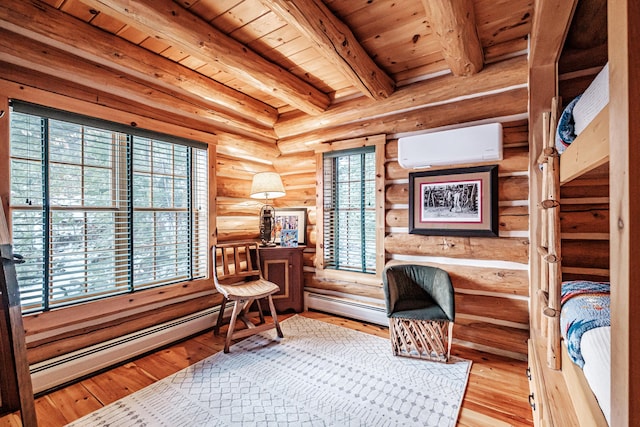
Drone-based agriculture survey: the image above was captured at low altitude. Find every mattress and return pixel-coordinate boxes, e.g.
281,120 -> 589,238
581,326 -> 611,425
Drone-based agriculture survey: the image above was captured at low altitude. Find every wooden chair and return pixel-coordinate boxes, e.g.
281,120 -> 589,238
212,241 -> 283,353
382,264 -> 455,362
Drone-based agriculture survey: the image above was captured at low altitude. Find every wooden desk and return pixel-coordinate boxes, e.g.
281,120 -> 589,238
259,246 -> 304,313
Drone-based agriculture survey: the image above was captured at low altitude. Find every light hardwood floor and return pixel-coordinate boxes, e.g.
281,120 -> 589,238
0,311 -> 533,426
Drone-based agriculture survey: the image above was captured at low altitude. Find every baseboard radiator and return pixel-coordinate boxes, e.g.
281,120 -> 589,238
30,306 -> 222,394
304,291 -> 389,327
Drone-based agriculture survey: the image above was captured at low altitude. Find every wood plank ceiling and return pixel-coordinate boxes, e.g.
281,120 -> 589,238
0,0 -> 533,155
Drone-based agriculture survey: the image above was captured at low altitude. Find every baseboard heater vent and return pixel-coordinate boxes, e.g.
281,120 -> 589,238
30,306 -> 224,394
305,292 -> 388,327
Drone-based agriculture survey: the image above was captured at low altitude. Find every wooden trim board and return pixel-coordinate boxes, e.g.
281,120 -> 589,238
560,106 -> 609,184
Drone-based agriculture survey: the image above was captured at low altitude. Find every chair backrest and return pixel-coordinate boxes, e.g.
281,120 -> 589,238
212,242 -> 263,289
382,264 -> 455,321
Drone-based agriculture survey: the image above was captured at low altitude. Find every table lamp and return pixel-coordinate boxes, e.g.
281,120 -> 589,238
250,172 -> 285,246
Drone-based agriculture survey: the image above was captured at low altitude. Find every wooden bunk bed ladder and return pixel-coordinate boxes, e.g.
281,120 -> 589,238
538,99 -> 563,370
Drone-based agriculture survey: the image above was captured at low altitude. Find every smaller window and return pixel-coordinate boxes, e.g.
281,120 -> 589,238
322,146 -> 376,274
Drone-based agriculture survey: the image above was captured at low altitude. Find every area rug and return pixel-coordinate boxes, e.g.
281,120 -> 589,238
68,315 -> 471,426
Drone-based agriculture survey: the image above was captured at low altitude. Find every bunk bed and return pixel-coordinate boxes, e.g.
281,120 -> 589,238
557,63 -> 610,184
532,63 -> 610,426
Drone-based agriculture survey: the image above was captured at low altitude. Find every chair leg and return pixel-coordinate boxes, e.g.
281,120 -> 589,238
213,296 -> 228,336
389,317 -> 451,362
267,295 -> 284,338
446,321 -> 454,361
224,299 -> 243,353
256,298 -> 266,325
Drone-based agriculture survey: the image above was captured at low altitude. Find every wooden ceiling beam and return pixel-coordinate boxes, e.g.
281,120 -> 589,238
529,0 -> 578,67
0,29 -> 277,141
275,55 -> 527,139
421,0 -> 484,76
261,0 -> 395,100
277,87 -> 528,153
82,0 -> 330,115
0,0 -> 277,128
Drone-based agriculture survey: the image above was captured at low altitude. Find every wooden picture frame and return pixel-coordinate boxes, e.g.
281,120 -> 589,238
274,208 -> 307,245
408,165 -> 498,237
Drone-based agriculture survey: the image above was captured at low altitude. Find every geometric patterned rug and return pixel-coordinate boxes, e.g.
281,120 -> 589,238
67,315 -> 471,426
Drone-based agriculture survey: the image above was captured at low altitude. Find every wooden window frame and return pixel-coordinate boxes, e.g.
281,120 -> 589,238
9,105 -> 209,312
315,135 -> 385,281
0,93 -> 218,364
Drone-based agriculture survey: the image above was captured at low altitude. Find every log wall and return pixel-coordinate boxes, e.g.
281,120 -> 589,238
273,120 -> 531,360
215,148 -> 317,245
0,56 -> 532,363
0,65 -> 532,362
382,120 -> 530,359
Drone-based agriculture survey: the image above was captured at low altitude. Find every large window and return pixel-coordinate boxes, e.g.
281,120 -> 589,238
322,146 -> 377,274
9,102 -> 208,313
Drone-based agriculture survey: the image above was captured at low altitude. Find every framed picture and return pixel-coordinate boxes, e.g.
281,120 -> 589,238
408,165 -> 498,237
280,229 -> 298,247
273,208 -> 307,245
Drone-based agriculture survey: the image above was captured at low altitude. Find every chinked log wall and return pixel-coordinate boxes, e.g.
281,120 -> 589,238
1,62 -> 531,363
216,119 -> 532,360
384,123 -> 530,359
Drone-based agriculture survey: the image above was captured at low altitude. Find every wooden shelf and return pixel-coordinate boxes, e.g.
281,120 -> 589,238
560,105 -> 609,185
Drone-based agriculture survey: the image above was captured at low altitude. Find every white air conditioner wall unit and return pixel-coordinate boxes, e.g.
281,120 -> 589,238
398,122 -> 503,169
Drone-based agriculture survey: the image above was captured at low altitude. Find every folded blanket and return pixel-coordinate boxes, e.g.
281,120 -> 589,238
560,280 -> 610,368
555,96 -> 582,155
573,63 -> 609,135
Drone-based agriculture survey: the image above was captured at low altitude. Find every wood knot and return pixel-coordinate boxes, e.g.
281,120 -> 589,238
540,199 -> 560,209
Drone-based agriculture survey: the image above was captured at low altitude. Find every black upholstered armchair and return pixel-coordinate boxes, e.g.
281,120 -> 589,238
382,264 -> 455,362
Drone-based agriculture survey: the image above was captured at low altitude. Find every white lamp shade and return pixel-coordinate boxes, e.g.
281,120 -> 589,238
250,172 -> 286,199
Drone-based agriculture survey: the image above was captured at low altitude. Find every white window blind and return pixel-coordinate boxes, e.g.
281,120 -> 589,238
9,102 -> 209,312
323,146 -> 376,274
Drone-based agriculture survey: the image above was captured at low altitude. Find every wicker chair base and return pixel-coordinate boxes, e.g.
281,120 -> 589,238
389,317 -> 453,362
